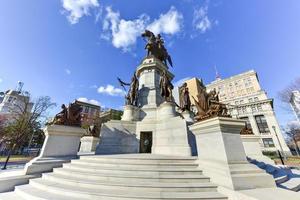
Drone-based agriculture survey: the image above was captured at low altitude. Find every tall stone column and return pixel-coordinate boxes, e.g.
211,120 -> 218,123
136,56 -> 174,121
134,56 -> 192,156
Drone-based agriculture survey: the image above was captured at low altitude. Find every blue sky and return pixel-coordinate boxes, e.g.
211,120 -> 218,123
0,0 -> 300,126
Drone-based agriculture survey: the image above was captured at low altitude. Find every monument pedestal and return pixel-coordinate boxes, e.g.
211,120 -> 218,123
181,110 -> 194,122
190,117 -> 276,190
150,102 -> 191,156
79,136 -> 100,153
241,134 -> 275,165
121,105 -> 140,121
24,125 -> 85,175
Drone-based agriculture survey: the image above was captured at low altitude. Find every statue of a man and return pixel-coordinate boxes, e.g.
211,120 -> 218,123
179,83 -> 191,111
159,71 -> 173,102
127,73 -> 139,106
118,72 -> 139,106
156,34 -> 165,49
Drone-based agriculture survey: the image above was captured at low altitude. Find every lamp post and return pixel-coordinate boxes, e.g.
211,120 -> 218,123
272,126 -> 286,164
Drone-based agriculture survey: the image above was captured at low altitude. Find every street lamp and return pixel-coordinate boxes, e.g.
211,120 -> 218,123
272,125 -> 287,165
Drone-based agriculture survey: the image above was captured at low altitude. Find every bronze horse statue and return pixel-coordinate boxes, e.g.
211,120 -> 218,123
141,30 -> 173,67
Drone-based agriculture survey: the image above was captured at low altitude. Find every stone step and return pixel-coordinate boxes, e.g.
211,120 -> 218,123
79,154 -> 197,163
62,163 -> 204,175
0,192 -> 26,200
53,168 -> 210,183
42,173 -> 217,192
15,185 -> 83,200
24,179 -> 227,199
71,159 -> 198,168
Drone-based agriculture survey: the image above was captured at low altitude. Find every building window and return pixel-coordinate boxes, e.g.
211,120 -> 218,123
262,138 -> 275,148
254,97 -> 259,101
84,107 -> 89,113
248,98 -> 253,103
255,115 -> 270,133
240,117 -> 252,129
235,101 -> 239,105
240,100 -> 244,104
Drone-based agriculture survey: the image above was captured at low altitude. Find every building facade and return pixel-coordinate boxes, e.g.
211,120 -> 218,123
99,108 -> 123,123
74,100 -> 101,127
290,90 -> 300,123
177,70 -> 290,154
0,90 -> 33,115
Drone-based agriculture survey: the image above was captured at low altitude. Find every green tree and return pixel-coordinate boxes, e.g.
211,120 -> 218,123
0,92 -> 55,169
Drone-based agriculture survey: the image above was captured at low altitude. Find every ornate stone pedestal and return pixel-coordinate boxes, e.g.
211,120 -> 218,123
79,136 -> 100,153
190,117 -> 276,190
157,101 -> 177,120
121,105 -> 140,121
24,125 -> 85,175
181,110 -> 194,122
149,101 -> 191,156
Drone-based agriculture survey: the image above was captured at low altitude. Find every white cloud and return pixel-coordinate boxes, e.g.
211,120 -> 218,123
97,84 -> 126,96
101,6 -> 183,51
65,68 -> 71,75
173,77 -> 192,87
62,0 -> 99,24
193,3 -> 214,33
102,7 -> 149,51
77,97 -> 101,106
147,6 -> 183,35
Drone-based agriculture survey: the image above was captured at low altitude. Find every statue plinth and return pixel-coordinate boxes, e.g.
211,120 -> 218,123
158,101 -> 177,120
181,110 -> 194,122
79,136 -> 100,153
24,125 -> 85,175
190,117 -> 276,190
121,105 -> 140,121
240,134 -> 275,165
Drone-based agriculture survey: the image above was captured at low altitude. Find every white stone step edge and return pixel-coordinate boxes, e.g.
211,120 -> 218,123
63,163 -> 204,174
71,160 -> 199,168
52,168 -> 211,182
42,173 -> 218,191
26,179 -> 227,199
15,184 -> 227,200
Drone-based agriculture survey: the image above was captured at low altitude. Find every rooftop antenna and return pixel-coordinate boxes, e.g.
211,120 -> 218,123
214,65 -> 221,81
16,81 -> 24,93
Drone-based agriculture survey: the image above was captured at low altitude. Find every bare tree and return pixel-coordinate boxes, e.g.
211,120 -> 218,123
278,77 -> 300,105
0,92 -> 56,169
284,122 -> 300,156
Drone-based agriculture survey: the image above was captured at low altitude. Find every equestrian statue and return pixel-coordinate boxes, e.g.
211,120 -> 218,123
141,30 -> 173,68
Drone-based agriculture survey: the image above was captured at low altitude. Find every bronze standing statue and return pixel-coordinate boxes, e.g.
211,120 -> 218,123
141,30 -> 173,67
159,71 -> 174,102
179,83 -> 191,111
193,88 -> 230,121
118,72 -> 139,106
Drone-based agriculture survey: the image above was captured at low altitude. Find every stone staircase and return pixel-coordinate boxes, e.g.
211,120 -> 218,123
0,154 -> 227,200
